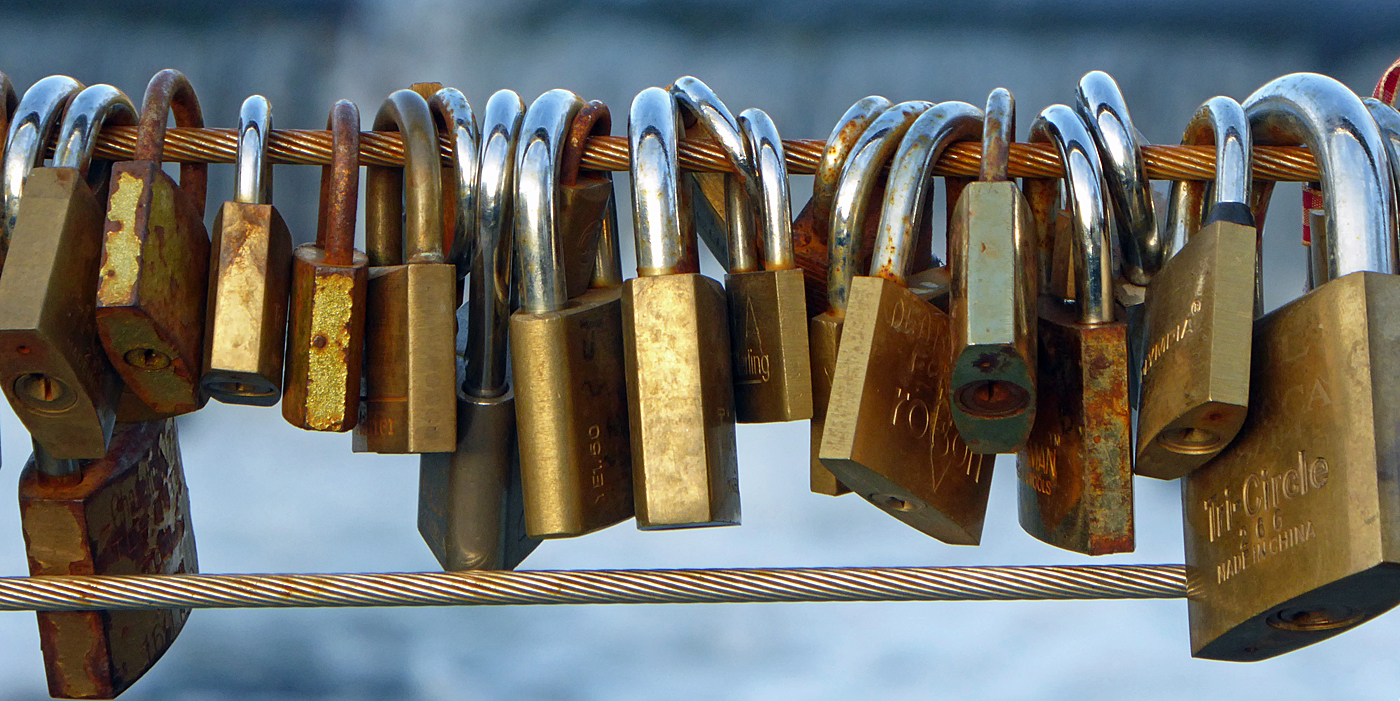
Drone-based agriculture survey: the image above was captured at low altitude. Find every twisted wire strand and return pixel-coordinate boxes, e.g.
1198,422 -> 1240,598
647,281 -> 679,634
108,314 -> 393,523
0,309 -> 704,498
86,127 -> 1321,181
0,565 -> 1186,612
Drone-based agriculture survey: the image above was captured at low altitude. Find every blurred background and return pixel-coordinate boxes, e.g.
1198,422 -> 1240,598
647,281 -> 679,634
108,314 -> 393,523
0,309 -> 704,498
1,0 -> 1399,698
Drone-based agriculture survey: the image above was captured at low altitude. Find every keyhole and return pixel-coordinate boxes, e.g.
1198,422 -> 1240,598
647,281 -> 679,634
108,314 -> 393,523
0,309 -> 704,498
14,373 -> 77,414
124,347 -> 172,371
954,379 -> 1030,419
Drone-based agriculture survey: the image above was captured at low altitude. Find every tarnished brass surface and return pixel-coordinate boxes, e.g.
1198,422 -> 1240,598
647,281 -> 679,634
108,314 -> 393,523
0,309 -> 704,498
1136,219 -> 1254,480
1017,297 -> 1134,555
807,313 -> 848,496
1184,272 -> 1400,661
420,392 -> 539,570
19,419 -> 196,699
623,273 -> 739,529
728,267 -> 812,422
820,277 -> 993,544
202,201 -> 293,405
0,168 -> 120,459
283,246 -> 367,431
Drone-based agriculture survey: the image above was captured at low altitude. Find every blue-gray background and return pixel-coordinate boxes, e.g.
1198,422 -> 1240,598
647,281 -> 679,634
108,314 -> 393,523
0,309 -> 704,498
0,1 -> 1397,698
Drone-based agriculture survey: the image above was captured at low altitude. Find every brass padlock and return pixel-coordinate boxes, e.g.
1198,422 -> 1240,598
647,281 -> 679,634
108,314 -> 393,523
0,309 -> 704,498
1016,104 -> 1134,556
820,101 -> 994,545
512,92 -> 634,538
95,69 -> 211,418
20,419 -> 197,699
420,87 -> 540,570
1136,96 -> 1264,480
623,86 -> 739,529
282,100 -> 368,431
202,95 -> 293,405
1184,73 -> 1400,661
0,79 -> 136,460
947,88 -> 1037,454
353,89 -> 457,454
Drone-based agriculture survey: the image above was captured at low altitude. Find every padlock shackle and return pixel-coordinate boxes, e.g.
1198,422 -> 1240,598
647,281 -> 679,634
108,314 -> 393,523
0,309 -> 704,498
1246,72 -> 1396,280
1030,104 -> 1114,325
52,85 -> 136,178
1164,96 -> 1255,257
516,89 -> 585,314
870,101 -> 983,284
671,76 -> 762,274
980,88 -> 1015,183
2,75 -> 82,245
739,108 -> 794,271
366,89 -> 446,267
561,100 -> 624,290
826,100 -> 931,314
1076,70 -> 1161,286
234,96 -> 274,205
628,86 -> 697,277
463,89 -> 524,399
428,87 -> 480,278
1364,98 -> 1400,258
134,69 -> 207,217
315,100 -> 360,266
811,96 -> 891,237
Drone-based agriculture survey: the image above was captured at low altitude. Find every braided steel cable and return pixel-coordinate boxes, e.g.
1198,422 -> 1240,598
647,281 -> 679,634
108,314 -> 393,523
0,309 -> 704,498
0,565 -> 1186,611
86,127 -> 1321,181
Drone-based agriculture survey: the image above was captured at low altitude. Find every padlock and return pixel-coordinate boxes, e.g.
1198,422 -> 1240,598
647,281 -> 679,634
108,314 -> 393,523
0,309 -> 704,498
19,418 -> 197,699
947,88 -> 1037,454
0,79 -> 136,461
282,100 -> 368,431
94,69 -> 211,418
819,101 -> 994,544
202,95 -> 293,405
622,86 -> 739,529
511,92 -> 634,538
1183,73 -> 1400,661
1016,103 -> 1134,556
809,101 -> 929,496
420,87 -> 540,570
1136,96 -> 1263,480
354,88 -> 457,454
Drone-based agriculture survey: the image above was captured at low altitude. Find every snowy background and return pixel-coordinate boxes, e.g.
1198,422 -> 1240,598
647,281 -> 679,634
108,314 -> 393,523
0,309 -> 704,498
0,0 -> 1398,698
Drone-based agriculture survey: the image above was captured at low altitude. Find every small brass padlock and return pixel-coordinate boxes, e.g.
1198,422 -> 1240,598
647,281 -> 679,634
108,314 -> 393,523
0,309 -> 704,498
354,88 -> 458,454
20,419 -> 197,699
1016,104 -> 1134,556
420,87 -> 540,570
95,69 -> 211,418
1184,74 -> 1400,661
623,86 -> 738,529
819,101 -> 995,545
282,100 -> 369,431
947,88 -> 1038,454
202,95 -> 294,405
0,79 -> 137,460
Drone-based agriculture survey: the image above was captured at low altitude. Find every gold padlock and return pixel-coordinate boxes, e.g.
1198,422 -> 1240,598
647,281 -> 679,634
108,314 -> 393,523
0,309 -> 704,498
948,88 -> 1038,454
623,86 -> 738,529
95,69 -> 212,418
282,100 -> 368,431
511,92 -> 634,538
354,88 -> 458,454
420,87 -> 540,570
19,419 -> 197,699
1016,104 -> 1134,556
0,79 -> 137,461
1183,74 -> 1400,661
819,101 -> 994,545
202,95 -> 294,405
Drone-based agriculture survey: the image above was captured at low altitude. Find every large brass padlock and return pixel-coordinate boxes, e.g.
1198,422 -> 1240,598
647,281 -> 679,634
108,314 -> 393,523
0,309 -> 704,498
820,101 -> 994,545
95,69 -> 211,418
1136,96 -> 1263,480
511,92 -> 634,538
1183,74 -> 1400,661
948,88 -> 1038,454
354,88 -> 458,454
1016,104 -> 1134,556
622,86 -> 738,529
420,87 -> 540,570
282,100 -> 368,431
0,79 -> 137,461
202,95 -> 294,405
19,419 -> 197,699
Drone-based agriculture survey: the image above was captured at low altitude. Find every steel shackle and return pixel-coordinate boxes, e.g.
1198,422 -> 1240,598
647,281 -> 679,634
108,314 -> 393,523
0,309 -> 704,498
429,87 -> 480,277
1164,96 -> 1255,256
53,85 -> 137,176
3,75 -> 83,241
366,89 -> 446,267
811,96 -> 892,231
737,107 -> 794,271
516,89 -> 585,315
670,76 -> 762,272
628,86 -> 693,277
234,96 -> 273,205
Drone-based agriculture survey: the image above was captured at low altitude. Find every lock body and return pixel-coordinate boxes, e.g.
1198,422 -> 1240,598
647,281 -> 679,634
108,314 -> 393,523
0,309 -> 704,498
727,267 -> 813,423
807,313 -> 848,496
283,245 -> 368,431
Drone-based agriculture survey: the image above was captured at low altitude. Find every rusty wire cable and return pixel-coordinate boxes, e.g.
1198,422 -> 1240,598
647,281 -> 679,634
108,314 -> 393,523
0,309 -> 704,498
87,127 -> 1322,181
0,565 -> 1186,611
